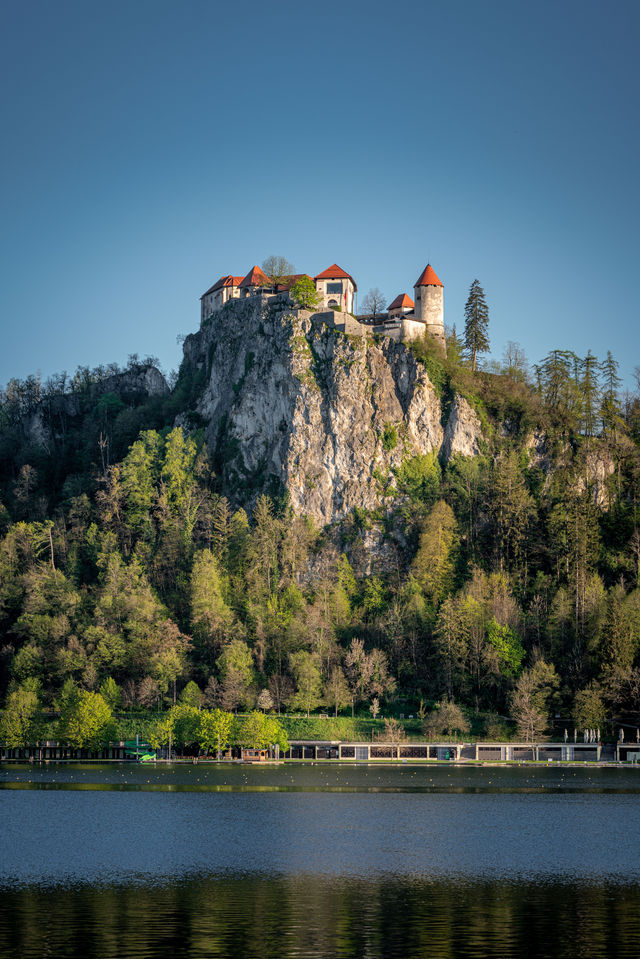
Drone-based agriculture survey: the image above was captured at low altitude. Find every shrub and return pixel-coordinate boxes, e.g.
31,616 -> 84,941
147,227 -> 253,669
382,422 -> 398,452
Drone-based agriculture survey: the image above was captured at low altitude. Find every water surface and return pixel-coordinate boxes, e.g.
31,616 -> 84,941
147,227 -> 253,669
1,763 -> 638,958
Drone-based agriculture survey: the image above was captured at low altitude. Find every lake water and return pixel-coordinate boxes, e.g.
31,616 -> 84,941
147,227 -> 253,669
1,762 -> 639,957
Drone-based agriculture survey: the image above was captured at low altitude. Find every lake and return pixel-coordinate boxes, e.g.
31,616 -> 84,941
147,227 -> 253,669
1,762 -> 639,957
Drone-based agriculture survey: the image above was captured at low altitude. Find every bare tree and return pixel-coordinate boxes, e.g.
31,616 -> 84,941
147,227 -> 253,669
501,341 -> 530,383
268,673 -> 293,715
382,717 -> 406,742
422,700 -> 470,741
361,287 -> 387,319
262,255 -> 295,286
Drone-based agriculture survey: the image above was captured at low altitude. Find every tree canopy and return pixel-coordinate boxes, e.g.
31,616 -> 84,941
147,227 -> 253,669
1,336 -> 639,745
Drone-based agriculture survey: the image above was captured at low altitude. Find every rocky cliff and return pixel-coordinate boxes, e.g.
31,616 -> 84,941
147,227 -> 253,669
181,298 -> 483,525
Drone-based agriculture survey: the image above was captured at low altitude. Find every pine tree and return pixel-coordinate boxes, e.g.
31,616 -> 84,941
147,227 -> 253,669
580,351 -> 601,437
463,279 -> 490,370
600,350 -> 623,436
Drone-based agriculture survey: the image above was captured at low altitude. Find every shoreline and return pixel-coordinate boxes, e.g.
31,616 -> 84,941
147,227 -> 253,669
0,757 -> 637,769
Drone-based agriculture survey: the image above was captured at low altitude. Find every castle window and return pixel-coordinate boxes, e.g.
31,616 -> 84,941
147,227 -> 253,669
326,282 -> 343,294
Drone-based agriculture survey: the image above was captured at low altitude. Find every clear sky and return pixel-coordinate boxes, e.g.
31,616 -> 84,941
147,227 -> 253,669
1,0 -> 638,389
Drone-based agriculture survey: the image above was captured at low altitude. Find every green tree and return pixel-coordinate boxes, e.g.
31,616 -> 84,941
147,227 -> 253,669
198,708 -> 232,758
288,651 -> 323,716
445,454 -> 487,560
395,453 -> 441,507
161,427 -> 208,546
434,597 -> 470,700
485,618 -> 525,678
119,430 -> 162,545
234,710 -> 288,752
534,350 -> 582,433
463,279 -> 490,370
600,586 -> 640,711
180,680 -> 203,709
0,681 -> 42,747
488,453 -> 535,577
190,548 -> 236,666
580,352 -> 601,437
445,324 -> 465,366
58,690 -> 116,749
12,566 -> 82,689
247,495 -> 279,602
600,350 -> 623,436
98,676 -> 121,709
411,500 -> 459,607
289,276 -> 321,310
573,682 -> 606,729
216,639 -> 256,711
163,703 -> 201,751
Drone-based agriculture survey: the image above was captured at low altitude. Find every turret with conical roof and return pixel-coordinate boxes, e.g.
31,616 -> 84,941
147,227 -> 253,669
413,263 -> 445,350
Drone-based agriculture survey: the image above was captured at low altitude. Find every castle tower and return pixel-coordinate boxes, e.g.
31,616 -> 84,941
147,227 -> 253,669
413,264 -> 446,352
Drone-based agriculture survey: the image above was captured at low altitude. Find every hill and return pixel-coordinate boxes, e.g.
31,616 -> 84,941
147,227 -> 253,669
0,303 -> 639,741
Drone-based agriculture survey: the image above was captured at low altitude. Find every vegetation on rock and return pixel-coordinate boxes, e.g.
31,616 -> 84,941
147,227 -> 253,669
1,333 -> 639,744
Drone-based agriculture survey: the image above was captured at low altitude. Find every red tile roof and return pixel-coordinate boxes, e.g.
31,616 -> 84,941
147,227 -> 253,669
314,264 -> 357,291
201,275 -> 244,298
201,276 -> 226,298
388,293 -> 414,311
239,265 -> 270,288
414,264 -> 443,287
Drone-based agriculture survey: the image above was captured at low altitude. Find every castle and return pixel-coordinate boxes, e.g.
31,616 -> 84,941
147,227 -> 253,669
200,261 -> 446,352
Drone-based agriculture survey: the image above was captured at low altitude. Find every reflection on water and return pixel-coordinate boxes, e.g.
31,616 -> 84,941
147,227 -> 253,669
1,875 -> 639,959
1,764 -> 639,957
2,760 -> 640,793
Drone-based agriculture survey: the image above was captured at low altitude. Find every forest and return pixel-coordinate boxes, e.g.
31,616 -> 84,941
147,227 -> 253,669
1,335 -> 639,747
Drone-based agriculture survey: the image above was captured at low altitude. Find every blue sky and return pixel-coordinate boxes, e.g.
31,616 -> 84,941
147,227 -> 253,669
1,0 -> 638,389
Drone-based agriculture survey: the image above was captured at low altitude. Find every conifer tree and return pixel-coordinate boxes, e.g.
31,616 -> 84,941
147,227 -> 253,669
600,350 -> 623,436
580,351 -> 601,437
445,324 -> 465,365
463,279 -> 490,370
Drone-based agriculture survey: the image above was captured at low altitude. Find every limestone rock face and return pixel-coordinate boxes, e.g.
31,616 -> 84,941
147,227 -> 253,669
20,364 -> 168,448
183,298 -> 468,525
441,395 -> 483,461
578,449 -> 616,507
525,431 -> 552,473
101,365 -> 169,400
